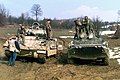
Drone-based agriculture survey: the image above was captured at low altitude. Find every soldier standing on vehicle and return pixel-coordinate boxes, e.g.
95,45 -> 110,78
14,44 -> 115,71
74,18 -> 82,39
8,36 -> 20,66
81,16 -> 93,39
17,24 -> 26,44
45,19 -> 52,40
74,18 -> 86,39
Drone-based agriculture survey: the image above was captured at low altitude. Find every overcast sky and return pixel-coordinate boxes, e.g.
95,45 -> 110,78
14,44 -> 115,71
0,0 -> 120,22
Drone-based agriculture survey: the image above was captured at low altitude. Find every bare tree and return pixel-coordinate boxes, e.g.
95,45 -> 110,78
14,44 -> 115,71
18,13 -> 25,24
24,12 -> 29,20
0,4 -> 6,16
31,4 -> 43,21
92,17 -> 103,37
24,12 -> 29,25
0,4 -> 7,26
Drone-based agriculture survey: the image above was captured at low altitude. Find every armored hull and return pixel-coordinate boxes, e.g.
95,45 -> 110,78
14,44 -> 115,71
67,37 -> 109,65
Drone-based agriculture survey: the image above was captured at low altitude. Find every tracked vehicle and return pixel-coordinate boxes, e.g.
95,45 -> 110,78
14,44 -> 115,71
67,33 -> 109,65
3,22 -> 63,63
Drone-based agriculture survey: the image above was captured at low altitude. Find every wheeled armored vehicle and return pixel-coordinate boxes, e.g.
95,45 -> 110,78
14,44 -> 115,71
67,33 -> 109,65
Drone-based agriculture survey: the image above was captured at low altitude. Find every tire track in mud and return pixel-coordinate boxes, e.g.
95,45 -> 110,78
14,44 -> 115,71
12,62 -> 34,80
0,38 -> 120,80
0,58 -> 120,80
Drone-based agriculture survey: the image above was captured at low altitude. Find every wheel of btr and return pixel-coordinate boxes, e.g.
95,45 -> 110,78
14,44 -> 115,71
103,58 -> 109,66
98,58 -> 109,66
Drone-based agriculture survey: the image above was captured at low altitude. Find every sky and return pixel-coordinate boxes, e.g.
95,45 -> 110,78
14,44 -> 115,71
0,0 -> 120,22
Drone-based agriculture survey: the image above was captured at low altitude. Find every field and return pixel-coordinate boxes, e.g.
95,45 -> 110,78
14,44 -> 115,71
0,25 -> 120,80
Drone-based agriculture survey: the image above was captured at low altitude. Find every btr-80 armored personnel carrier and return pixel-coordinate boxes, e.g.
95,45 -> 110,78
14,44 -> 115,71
3,22 -> 63,62
67,33 -> 109,65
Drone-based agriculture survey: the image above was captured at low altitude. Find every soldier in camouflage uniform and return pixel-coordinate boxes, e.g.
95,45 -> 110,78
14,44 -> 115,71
45,19 -> 52,40
81,16 -> 93,39
74,18 -> 82,39
17,24 -> 26,44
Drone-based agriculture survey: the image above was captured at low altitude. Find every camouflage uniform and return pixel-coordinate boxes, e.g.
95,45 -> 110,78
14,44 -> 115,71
17,24 -> 25,44
45,19 -> 52,40
81,16 -> 93,39
74,19 -> 82,39
74,19 -> 84,39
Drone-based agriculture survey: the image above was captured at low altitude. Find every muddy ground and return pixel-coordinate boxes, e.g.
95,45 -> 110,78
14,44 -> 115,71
0,56 -> 119,80
0,26 -> 120,80
0,39 -> 119,80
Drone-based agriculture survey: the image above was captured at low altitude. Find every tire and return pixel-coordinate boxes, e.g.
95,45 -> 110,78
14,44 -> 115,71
103,58 -> 109,66
97,58 -> 109,66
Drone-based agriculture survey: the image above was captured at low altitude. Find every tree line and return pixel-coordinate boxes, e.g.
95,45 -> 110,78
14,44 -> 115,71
0,4 -> 110,30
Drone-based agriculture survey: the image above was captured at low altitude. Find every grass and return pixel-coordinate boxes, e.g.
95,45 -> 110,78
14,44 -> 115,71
0,40 -> 5,53
0,27 -> 17,38
52,29 -> 74,37
0,26 -> 74,38
0,26 -> 18,53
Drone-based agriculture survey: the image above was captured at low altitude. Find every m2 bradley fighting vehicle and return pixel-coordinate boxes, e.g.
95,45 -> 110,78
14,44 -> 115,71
3,22 -> 63,63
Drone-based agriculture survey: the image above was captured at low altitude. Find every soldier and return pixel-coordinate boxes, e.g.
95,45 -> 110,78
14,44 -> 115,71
45,19 -> 52,40
81,16 -> 93,39
74,18 -> 84,39
17,24 -> 26,44
74,18 -> 80,39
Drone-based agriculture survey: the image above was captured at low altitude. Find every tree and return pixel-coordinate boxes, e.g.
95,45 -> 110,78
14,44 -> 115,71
18,13 -> 25,24
31,4 -> 43,21
92,17 -> 103,37
0,4 -> 7,26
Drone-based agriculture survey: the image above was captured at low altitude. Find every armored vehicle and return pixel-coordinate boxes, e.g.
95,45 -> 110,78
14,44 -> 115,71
67,33 -> 109,65
3,22 -> 63,62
